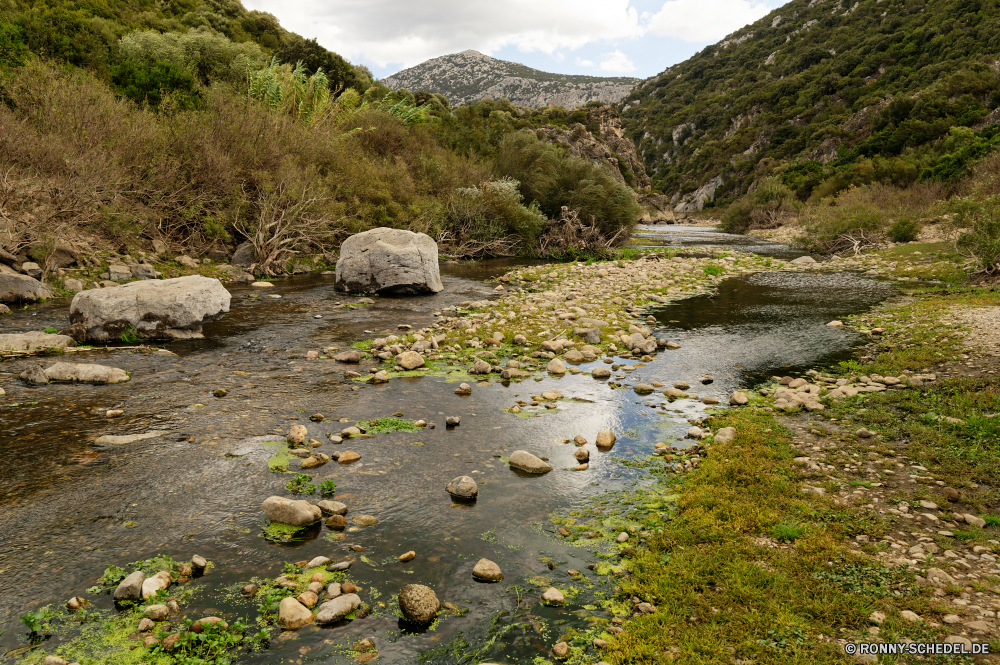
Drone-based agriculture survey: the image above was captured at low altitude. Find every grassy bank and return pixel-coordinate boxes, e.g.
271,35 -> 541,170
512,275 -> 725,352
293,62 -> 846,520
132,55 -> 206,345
583,285 -> 1000,664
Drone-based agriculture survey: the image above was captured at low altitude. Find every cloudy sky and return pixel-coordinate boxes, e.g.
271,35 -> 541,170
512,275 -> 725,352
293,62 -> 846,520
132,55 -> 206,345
242,0 -> 784,80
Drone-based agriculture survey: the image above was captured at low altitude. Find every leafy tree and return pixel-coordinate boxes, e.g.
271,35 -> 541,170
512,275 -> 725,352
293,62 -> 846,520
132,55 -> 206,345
274,34 -> 360,94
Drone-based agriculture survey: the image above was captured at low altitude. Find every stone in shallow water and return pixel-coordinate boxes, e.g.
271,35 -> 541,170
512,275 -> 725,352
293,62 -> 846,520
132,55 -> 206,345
472,558 -> 503,582
508,450 -> 552,473
398,584 -> 440,624
446,475 -> 478,498
95,431 -> 169,445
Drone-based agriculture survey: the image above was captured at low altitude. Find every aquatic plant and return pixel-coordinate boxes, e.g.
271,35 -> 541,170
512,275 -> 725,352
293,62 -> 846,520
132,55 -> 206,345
285,473 -> 315,494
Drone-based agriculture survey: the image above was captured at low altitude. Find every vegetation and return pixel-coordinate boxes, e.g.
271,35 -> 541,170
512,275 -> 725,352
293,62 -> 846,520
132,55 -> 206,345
284,473 -> 315,494
356,417 -> 420,434
622,0 -> 1000,205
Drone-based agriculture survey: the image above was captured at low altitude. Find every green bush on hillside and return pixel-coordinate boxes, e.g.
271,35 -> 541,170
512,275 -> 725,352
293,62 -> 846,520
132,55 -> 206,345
111,58 -> 199,108
119,27 -> 265,84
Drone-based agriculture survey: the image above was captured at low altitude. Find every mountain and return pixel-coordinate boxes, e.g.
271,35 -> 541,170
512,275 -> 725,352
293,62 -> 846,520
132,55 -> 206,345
620,0 -> 1000,212
382,50 -> 640,109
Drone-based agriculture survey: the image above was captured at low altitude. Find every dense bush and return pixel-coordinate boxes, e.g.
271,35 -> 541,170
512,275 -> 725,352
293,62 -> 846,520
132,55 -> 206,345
720,178 -> 798,233
800,183 -> 942,253
950,196 -> 1000,276
446,178 -> 547,256
494,130 -> 638,242
111,58 -> 199,108
119,27 -> 265,84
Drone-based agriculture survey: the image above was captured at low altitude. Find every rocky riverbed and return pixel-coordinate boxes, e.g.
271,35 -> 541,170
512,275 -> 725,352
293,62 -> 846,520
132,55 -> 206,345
2,233 -> 994,664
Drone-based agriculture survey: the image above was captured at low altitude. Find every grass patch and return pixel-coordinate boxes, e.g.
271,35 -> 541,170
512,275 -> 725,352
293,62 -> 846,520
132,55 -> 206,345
356,417 -> 420,433
770,521 -> 806,543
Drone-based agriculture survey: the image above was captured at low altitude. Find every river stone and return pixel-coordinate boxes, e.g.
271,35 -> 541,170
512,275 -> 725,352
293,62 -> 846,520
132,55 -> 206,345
326,515 -> 347,529
306,556 -> 332,569
596,430 -> 616,448
44,362 -> 129,384
591,367 -> 611,379
68,275 -> 230,341
315,593 -> 362,623
191,617 -> 227,633
564,349 -> 585,362
454,382 -> 472,395
94,431 -> 168,445
547,358 -> 566,374
472,558 -> 503,582
19,365 -> 49,384
144,604 -> 169,621
0,273 -> 52,303
317,501 -> 348,516
469,359 -> 491,374
262,496 -> 322,526
352,514 -> 378,526
729,391 -> 749,406
509,450 -> 552,473
277,597 -> 314,630
446,475 -> 478,498
339,451 -> 361,464
398,584 -> 440,624
141,571 -> 171,599
541,390 -> 563,400
335,228 -> 443,294
574,448 -> 590,462
334,349 -> 361,363
114,571 -> 144,601
395,351 -> 425,370
714,427 -> 737,445
399,550 -> 416,562
664,387 -> 688,398
633,383 -> 654,395
791,255 -> 817,264
0,332 -> 76,353
191,554 -> 207,569
541,587 -> 565,605
287,425 -> 308,445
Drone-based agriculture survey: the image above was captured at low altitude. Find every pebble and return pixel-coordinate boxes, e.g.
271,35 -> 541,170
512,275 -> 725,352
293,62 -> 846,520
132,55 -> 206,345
542,587 -> 565,605
446,475 -> 479,499
595,430 -> 616,448
616,532 -> 629,543
399,551 -> 416,562
454,383 -> 472,395
445,416 -> 461,427
552,641 -> 570,658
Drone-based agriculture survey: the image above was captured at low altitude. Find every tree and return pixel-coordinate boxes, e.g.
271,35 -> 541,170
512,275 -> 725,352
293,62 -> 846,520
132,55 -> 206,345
274,35 -> 359,94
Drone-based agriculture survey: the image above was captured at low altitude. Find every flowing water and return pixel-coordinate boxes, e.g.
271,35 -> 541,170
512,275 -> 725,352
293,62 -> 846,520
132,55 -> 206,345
0,235 -> 895,663
632,224 -> 807,259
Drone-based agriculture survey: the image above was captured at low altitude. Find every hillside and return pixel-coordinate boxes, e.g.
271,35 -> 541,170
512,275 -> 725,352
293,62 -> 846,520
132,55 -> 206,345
620,0 -> 1000,212
382,50 -> 640,109
0,0 -> 372,93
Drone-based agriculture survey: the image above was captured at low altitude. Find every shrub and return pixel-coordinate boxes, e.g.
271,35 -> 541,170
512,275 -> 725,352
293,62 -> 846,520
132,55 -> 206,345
447,178 -> 546,257
887,217 -> 921,243
720,177 -> 798,233
494,130 -> 637,244
111,58 -> 199,108
950,195 -> 1000,277
119,27 -> 265,84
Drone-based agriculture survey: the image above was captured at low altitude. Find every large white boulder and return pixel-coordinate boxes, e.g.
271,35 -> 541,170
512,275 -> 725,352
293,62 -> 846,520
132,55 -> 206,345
68,275 -> 230,342
335,228 -> 443,294
262,496 -> 322,526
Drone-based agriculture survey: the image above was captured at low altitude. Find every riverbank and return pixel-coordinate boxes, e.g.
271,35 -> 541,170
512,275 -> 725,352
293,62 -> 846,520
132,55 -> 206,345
585,285 -> 1000,664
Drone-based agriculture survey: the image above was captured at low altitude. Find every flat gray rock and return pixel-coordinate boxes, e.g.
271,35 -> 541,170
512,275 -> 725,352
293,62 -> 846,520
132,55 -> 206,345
45,362 -> 129,384
315,593 -> 361,623
96,431 -> 169,445
68,275 -> 230,342
0,332 -> 76,353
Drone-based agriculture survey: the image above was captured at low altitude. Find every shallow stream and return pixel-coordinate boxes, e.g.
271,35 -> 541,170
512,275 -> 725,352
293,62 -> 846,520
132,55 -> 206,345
0,231 -> 895,663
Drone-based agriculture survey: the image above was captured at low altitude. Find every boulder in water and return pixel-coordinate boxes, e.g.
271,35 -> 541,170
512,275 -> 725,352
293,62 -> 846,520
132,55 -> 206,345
68,275 -> 230,342
335,228 -> 443,294
0,273 -> 51,303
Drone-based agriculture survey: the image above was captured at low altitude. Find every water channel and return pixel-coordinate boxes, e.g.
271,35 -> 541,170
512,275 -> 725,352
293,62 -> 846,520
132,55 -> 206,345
0,228 -> 897,663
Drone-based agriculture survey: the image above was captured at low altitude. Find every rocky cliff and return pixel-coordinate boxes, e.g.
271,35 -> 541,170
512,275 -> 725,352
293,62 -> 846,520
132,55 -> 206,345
383,50 -> 639,110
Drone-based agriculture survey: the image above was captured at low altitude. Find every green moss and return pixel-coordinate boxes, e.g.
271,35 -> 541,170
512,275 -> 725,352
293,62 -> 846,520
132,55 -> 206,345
261,438 -> 292,473
356,417 -> 420,433
261,521 -> 313,544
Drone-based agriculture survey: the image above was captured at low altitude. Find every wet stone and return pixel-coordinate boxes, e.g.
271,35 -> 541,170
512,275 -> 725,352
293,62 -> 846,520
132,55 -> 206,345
472,558 -> 503,582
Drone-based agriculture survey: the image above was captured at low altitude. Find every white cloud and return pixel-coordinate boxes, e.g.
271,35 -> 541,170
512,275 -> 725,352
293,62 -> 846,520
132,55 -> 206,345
599,50 -> 636,73
243,0 -> 644,69
576,57 -> 595,67
646,0 -> 773,42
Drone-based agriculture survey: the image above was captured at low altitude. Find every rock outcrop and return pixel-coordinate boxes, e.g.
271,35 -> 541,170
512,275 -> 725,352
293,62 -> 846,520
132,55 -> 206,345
335,228 -> 443,294
67,275 -> 230,341
0,332 -> 76,353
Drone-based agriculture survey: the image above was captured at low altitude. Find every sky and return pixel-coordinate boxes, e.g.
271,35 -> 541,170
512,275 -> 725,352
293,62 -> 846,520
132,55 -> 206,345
242,0 -> 786,81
